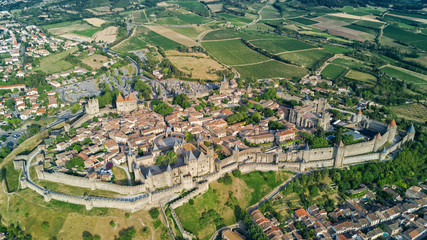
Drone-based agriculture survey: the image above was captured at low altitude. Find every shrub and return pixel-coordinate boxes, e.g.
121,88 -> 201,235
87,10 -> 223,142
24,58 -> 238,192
149,208 -> 160,219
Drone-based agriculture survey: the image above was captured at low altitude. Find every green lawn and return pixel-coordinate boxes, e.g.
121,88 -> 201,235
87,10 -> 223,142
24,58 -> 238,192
202,39 -> 268,65
249,38 -> 316,54
73,28 -> 102,37
4,161 -> 20,192
321,64 -> 347,79
234,60 -> 308,80
278,49 -> 331,69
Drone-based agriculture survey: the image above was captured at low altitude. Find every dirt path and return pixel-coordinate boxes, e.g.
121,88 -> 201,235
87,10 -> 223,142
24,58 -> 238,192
143,9 -> 150,24
242,0 -> 276,28
229,59 -> 274,67
275,47 -> 324,55
315,54 -> 342,75
197,29 -> 218,45
201,37 -> 241,42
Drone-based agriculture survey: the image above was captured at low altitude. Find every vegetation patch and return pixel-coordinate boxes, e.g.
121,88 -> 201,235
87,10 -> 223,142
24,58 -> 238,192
383,25 -> 427,51
345,70 -> 376,83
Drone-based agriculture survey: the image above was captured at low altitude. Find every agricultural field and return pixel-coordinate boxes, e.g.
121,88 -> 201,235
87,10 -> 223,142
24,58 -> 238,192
383,25 -> 427,51
145,26 -> 196,46
206,3 -> 222,13
260,6 -> 281,19
176,0 -> 209,16
84,18 -> 106,27
290,17 -> 318,25
166,26 -> 206,40
166,50 -> 226,80
73,28 -> 102,37
202,39 -> 269,66
93,26 -> 117,43
35,47 -> 78,74
113,27 -> 181,53
278,49 -> 331,69
217,13 -> 255,26
175,171 -> 293,240
340,6 -> 369,16
82,54 -> 109,70
155,12 -> 210,25
233,60 -> 308,80
344,20 -> 384,35
380,66 -> 427,93
390,103 -> 427,123
332,57 -> 370,70
311,16 -> 375,41
345,70 -> 376,83
321,64 -> 347,79
323,45 -> 351,54
249,38 -> 317,54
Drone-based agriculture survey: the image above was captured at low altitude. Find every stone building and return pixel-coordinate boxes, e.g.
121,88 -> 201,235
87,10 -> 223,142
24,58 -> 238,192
116,93 -> 137,112
288,98 -> 330,130
86,98 -> 99,115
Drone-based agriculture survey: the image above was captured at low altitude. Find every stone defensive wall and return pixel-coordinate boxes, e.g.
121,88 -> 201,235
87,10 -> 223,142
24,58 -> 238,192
36,170 -> 147,195
71,107 -> 117,128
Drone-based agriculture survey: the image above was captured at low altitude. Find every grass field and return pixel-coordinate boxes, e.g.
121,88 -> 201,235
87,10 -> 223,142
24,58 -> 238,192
42,21 -> 95,35
341,6 -> 369,16
321,64 -> 347,79
35,47 -> 78,74
345,70 -> 376,83
145,26 -> 196,46
37,180 -> 123,198
82,54 -> 109,69
249,38 -> 316,54
291,17 -> 318,25
156,13 -> 210,25
390,103 -> 427,123
202,39 -> 268,66
234,60 -> 308,79
0,188 -> 166,239
175,171 -> 293,240
73,28 -> 102,37
112,166 -> 130,186
278,49 -> 330,69
383,25 -> 427,51
332,57 -> 369,69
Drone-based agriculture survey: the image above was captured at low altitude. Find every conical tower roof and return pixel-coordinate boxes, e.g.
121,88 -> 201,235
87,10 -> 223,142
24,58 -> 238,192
233,143 -> 239,152
167,164 -> 172,172
147,169 -> 152,177
338,140 -> 344,147
407,124 -> 415,133
116,94 -> 124,102
389,119 -> 397,128
305,144 -> 310,151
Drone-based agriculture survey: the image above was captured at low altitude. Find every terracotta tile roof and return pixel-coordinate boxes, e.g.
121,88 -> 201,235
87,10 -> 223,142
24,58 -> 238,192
116,94 -> 124,102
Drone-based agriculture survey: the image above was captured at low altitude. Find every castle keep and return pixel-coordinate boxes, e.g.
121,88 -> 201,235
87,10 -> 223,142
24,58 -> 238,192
116,93 -> 137,112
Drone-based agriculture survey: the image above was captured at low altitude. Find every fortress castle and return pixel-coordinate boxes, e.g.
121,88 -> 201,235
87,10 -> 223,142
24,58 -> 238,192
86,98 -> 99,115
116,93 -> 137,112
19,100 -> 416,212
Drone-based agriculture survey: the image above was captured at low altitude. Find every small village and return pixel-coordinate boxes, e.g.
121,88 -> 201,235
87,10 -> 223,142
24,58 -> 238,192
251,184 -> 427,240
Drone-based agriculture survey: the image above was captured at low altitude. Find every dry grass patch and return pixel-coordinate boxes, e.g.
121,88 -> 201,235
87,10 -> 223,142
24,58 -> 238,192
390,103 -> 427,123
82,54 -> 109,69
166,50 -> 225,80
84,18 -> 106,27
327,12 -> 382,22
145,26 -> 196,46
93,26 -> 117,43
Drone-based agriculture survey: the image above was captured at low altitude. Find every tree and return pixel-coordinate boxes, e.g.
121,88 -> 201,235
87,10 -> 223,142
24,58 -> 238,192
173,94 -> 190,108
250,112 -> 262,123
5,99 -> 15,111
71,103 -> 80,114
149,208 -> 159,219
27,124 -> 41,136
185,132 -> 194,142
65,157 -> 84,169
155,151 -> 177,166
